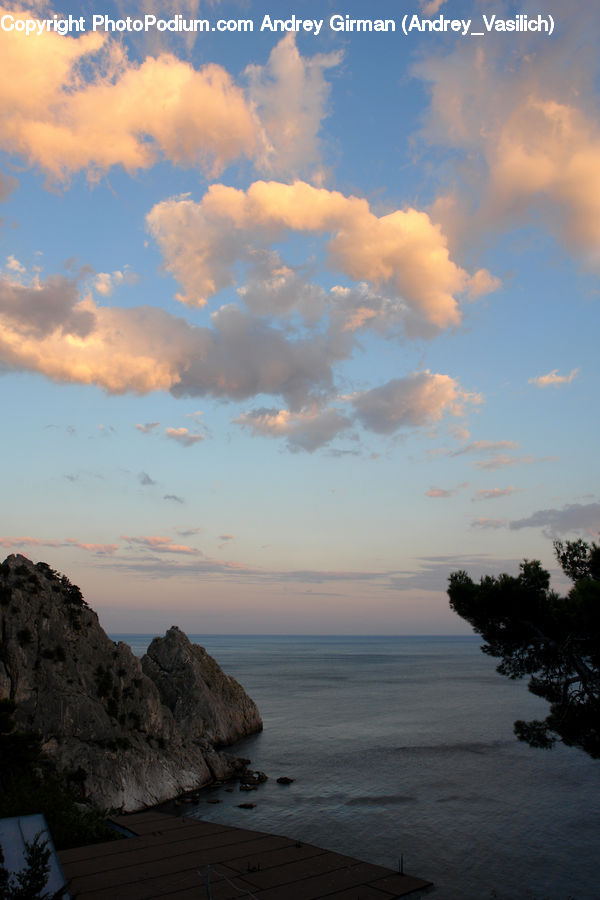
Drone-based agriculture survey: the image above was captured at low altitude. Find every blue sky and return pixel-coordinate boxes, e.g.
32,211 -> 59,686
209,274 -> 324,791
1,0 -> 598,633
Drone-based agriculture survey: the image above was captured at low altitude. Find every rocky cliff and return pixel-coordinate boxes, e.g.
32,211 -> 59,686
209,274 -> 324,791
0,555 -> 262,812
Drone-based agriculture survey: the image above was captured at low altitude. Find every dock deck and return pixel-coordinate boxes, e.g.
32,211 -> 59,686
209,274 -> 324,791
59,810 -> 432,899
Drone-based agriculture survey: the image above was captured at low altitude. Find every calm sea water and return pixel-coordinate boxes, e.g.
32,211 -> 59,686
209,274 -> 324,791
113,634 -> 600,899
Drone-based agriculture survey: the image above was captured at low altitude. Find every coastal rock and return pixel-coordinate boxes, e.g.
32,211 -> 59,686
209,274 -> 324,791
0,555 -> 262,812
141,626 -> 262,745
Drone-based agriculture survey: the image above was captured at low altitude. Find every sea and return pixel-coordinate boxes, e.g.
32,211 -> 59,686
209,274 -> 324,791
112,634 -> 600,899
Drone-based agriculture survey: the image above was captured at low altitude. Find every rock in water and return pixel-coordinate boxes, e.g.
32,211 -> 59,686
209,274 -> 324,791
142,626 -> 263,745
0,555 -> 262,812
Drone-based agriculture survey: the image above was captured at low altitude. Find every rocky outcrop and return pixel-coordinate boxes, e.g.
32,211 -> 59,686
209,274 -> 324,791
0,555 -> 262,812
142,626 -> 263,746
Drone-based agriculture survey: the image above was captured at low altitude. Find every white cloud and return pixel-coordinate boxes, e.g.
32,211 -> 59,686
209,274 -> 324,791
246,34 -> 342,179
420,0 -> 447,14
529,368 -> 579,387
165,427 -> 205,447
5,255 -> 25,275
93,268 -> 138,297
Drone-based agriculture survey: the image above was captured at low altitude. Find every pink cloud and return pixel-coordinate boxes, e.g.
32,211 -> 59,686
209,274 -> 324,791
0,536 -> 119,554
473,486 -> 520,501
120,534 -> 200,555
426,482 -> 468,498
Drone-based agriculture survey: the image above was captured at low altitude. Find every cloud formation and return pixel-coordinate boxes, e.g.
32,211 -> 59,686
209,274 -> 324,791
0,19 -> 255,181
0,273 -> 335,407
93,268 -> 138,298
165,426 -> 205,446
473,486 -> 518,501
471,518 -> 506,530
0,22 -> 340,183
0,535 -> 119,554
0,171 -> 17,201
426,482 -> 468,498
472,454 -> 549,472
120,534 -> 199,554
418,36 -> 600,263
388,553 -> 522,593
0,272 -> 95,338
245,34 -> 342,177
0,265 -> 482,450
529,368 -> 579,387
147,180 -> 497,332
508,502 -> 600,537
450,439 -> 519,457
352,372 -> 480,435
235,405 -> 352,452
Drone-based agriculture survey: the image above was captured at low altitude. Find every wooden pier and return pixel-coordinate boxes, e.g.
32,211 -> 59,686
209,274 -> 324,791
59,810 -> 432,899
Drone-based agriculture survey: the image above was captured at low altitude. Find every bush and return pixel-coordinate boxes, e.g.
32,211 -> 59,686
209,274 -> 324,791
0,833 -> 57,899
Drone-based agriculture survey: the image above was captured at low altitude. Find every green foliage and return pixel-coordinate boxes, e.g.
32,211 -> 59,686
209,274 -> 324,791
34,562 -> 59,580
59,575 -> 85,608
553,539 -> 600,583
448,540 -> 600,758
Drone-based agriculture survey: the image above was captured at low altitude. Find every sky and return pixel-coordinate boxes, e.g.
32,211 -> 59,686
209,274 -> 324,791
0,0 -> 598,634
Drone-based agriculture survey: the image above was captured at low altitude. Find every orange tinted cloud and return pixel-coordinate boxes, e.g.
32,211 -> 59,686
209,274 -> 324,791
0,17 -> 338,182
0,273 -> 335,405
148,180 -> 497,331
120,535 -> 199,554
418,42 -> 600,262
165,427 -> 205,446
